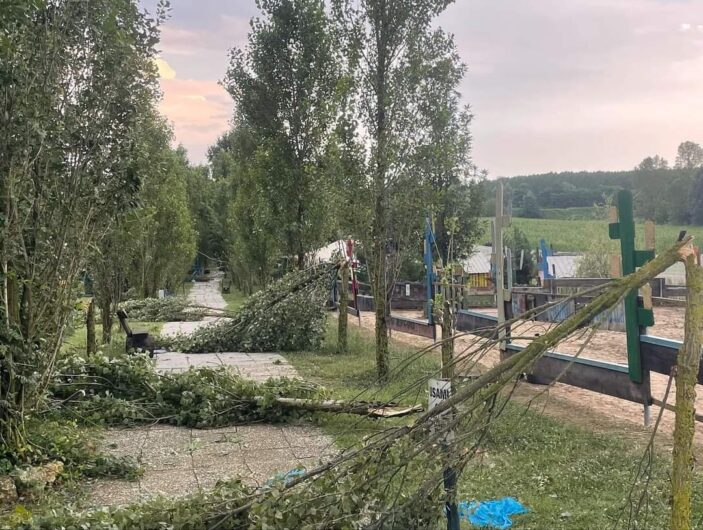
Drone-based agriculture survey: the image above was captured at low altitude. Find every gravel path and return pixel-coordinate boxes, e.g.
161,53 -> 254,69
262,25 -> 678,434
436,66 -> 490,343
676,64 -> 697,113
88,276 -> 335,506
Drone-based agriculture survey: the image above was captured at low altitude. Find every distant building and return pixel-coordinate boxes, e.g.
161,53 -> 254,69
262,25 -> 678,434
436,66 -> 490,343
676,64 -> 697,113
462,245 -> 493,289
543,254 -> 582,279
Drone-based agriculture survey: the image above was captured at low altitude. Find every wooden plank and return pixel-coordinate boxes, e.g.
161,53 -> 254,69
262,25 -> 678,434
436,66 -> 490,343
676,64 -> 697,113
640,335 -> 703,385
456,309 -> 498,338
388,315 -> 436,339
505,344 -> 650,404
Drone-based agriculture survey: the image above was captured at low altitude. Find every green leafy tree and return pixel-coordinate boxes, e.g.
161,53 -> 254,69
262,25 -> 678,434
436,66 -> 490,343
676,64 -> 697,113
127,139 -> 197,299
637,155 -> 669,171
505,227 -> 537,285
520,190 -> 543,219
209,122 -> 281,293
411,31 -> 485,262
332,0 -> 460,381
576,238 -> 617,278
688,169 -> 703,226
0,0 -> 162,449
675,141 -> 703,170
223,0 -> 340,271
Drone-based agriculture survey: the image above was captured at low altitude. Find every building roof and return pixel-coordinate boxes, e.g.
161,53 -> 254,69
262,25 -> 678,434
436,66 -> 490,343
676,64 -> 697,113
464,245 -> 492,274
546,254 -> 582,279
310,240 -> 351,263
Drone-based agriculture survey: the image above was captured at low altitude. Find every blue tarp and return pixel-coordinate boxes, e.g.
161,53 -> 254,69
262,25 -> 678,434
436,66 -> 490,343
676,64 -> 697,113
266,468 -> 306,486
458,497 -> 528,529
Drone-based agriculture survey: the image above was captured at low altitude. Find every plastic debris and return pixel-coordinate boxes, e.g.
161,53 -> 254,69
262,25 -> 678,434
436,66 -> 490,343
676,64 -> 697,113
457,497 -> 528,529
265,468 -> 306,486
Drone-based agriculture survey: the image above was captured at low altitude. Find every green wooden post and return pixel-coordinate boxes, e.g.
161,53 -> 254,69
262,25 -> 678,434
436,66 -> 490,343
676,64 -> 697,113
609,190 -> 655,383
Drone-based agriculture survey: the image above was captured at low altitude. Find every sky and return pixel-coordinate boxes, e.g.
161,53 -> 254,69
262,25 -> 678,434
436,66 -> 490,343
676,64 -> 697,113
144,0 -> 703,177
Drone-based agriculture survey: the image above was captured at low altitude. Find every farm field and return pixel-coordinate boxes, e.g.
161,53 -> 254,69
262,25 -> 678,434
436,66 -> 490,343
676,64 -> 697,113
480,216 -> 703,253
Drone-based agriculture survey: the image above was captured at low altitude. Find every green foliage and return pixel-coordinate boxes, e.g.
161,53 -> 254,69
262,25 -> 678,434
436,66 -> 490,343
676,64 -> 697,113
689,168 -> 703,226
165,264 -> 335,354
675,140 -> 703,170
520,190 -> 542,219
0,0 -> 164,450
217,0 -> 341,288
575,238 -> 618,278
52,352 -> 326,428
485,149 -> 703,226
0,419 -> 141,483
6,479 -> 253,529
119,297 -> 207,322
505,227 -> 537,285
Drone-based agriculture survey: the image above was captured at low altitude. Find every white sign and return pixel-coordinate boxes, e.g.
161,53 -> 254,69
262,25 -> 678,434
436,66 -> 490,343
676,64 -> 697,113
429,379 -> 452,411
428,379 -> 454,443
405,283 -> 411,297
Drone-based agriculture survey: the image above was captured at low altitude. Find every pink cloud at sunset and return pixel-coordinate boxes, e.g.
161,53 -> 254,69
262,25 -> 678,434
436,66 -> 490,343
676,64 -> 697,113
157,59 -> 232,162
147,0 -> 703,175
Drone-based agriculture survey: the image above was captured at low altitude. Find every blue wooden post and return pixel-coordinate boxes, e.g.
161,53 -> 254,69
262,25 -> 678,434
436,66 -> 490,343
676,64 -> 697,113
425,216 -> 436,326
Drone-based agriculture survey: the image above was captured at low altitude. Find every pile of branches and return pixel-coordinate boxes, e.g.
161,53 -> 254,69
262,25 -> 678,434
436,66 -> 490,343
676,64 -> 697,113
163,263 -> 337,353
119,297 -> 216,322
51,353 -> 326,428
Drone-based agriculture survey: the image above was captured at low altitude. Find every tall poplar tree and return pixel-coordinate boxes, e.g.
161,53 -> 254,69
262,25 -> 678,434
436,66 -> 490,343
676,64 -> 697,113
331,0 -> 460,381
223,0 -> 340,270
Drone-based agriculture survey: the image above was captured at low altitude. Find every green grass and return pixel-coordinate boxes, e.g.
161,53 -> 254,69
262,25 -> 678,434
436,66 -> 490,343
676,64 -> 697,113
541,207 -> 598,220
286,323 -> 440,447
480,217 -> 703,253
221,288 -> 247,312
63,320 -> 163,355
286,322 -> 703,529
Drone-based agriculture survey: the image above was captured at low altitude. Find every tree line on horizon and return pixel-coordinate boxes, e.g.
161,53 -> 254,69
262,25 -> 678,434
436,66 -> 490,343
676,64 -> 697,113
483,140 -> 703,225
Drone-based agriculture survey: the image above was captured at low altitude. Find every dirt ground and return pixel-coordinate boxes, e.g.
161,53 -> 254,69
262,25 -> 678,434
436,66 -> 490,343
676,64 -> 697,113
354,306 -> 703,454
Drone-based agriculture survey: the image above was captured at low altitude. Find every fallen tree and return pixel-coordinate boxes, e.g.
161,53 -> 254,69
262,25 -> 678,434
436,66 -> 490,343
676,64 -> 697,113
162,263 -> 337,353
18,238 -> 694,529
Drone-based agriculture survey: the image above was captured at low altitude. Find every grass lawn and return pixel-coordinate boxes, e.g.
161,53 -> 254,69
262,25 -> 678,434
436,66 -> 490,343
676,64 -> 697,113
286,321 -> 703,529
480,216 -> 703,254
222,288 -> 247,312
63,316 -> 163,355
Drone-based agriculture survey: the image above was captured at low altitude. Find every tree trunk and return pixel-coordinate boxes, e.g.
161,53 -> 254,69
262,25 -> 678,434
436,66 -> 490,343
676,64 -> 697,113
441,291 -> 454,379
372,4 -> 390,383
100,297 -> 113,344
338,263 -> 349,354
671,252 -> 703,530
86,299 -> 97,356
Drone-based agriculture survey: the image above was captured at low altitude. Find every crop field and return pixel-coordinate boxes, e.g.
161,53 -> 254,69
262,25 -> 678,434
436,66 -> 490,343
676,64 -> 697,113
480,217 -> 703,254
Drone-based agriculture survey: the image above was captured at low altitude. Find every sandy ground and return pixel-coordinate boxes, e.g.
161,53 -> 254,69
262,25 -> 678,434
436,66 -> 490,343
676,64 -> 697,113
357,305 -> 703,453
88,277 -> 336,506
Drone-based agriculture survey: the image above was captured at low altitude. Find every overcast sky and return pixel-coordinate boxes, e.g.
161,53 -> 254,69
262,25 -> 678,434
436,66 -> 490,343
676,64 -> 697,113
145,0 -> 703,177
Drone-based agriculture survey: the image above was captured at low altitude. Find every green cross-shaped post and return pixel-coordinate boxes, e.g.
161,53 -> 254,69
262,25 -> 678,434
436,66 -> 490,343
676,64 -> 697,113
608,189 -> 655,383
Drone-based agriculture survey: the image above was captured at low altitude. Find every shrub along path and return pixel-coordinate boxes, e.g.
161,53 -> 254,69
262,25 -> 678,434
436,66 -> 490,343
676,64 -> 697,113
87,277 -> 335,506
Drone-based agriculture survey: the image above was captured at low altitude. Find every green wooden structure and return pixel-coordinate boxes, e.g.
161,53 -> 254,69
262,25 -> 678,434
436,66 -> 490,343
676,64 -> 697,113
608,189 -> 655,383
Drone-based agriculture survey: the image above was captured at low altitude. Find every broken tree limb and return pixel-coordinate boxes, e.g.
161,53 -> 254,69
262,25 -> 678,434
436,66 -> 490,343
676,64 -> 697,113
671,247 -> 703,530
257,396 -> 424,418
416,236 -> 693,428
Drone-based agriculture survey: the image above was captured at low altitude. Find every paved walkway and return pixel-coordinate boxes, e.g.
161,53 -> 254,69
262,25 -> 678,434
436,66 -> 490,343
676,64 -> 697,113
89,277 -> 335,506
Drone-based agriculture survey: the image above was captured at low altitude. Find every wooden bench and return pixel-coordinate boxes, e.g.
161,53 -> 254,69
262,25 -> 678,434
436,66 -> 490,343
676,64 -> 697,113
116,309 -> 156,357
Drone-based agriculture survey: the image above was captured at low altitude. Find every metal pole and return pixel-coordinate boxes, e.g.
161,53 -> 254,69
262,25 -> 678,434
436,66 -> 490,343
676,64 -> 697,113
495,181 -> 508,357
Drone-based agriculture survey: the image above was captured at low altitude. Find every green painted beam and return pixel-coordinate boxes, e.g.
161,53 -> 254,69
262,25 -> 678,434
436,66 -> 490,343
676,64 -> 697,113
609,189 -> 654,383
